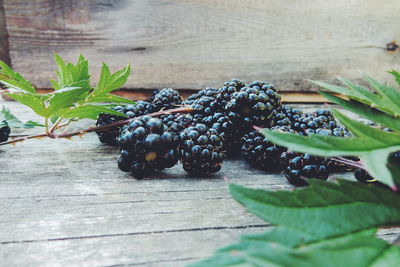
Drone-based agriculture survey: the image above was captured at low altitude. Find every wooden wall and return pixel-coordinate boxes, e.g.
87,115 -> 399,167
1,0 -> 400,91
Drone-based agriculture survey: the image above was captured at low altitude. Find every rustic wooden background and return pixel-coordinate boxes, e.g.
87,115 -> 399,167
1,0 -> 400,92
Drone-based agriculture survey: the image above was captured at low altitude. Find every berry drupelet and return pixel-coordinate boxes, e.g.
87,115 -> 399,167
284,154 -> 329,186
241,126 -> 295,172
152,88 -> 182,111
96,101 -> 155,146
179,123 -> 225,176
226,83 -> 282,129
0,121 -> 10,142
117,116 -> 180,178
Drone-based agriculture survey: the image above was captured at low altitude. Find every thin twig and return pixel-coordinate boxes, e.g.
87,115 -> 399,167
331,157 -> 364,169
0,106 -> 193,146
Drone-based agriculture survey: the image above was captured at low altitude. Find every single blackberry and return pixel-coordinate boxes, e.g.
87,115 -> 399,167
190,95 -> 223,118
152,88 -> 182,111
196,112 -> 242,156
117,116 -> 180,178
0,121 -> 10,142
226,84 -> 282,129
284,154 -> 329,186
216,78 -> 246,108
179,123 -> 225,176
96,101 -> 155,146
241,126 -> 295,171
271,105 -> 303,127
184,87 -> 218,105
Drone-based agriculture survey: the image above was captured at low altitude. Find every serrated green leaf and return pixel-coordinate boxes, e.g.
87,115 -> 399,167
0,61 -> 36,93
389,70 -> 400,87
86,93 -> 134,104
52,54 -> 91,90
229,180 -> 400,237
191,181 -> 400,267
0,106 -> 43,128
46,87 -> 90,116
90,64 -> 130,98
319,92 -> 400,131
362,73 -> 400,114
61,105 -> 127,120
6,93 -> 47,117
192,228 -> 400,267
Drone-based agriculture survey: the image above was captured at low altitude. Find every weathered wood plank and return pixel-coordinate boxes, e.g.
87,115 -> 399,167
3,0 -> 400,90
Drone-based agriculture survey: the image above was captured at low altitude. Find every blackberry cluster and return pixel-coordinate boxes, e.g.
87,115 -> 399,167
179,123 -> 224,176
96,101 -> 154,146
0,121 -> 10,142
152,88 -> 182,111
284,154 -> 329,186
117,117 -> 180,178
293,110 -> 337,135
271,105 -> 303,127
216,78 -> 246,108
241,126 -> 294,171
196,112 -> 242,155
226,83 -> 281,129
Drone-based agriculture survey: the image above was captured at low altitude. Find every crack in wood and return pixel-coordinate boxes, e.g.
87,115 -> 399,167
0,224 -> 269,245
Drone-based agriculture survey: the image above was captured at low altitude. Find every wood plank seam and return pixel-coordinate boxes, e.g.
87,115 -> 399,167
0,224 -> 269,244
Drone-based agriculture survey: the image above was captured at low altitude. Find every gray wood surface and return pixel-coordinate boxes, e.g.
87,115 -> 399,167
2,0 -> 400,91
0,100 -> 398,267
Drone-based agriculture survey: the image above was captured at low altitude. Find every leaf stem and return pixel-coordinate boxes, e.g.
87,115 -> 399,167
330,157 -> 364,169
0,106 -> 193,146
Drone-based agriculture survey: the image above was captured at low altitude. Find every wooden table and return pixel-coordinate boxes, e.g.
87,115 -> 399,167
1,100 -> 398,266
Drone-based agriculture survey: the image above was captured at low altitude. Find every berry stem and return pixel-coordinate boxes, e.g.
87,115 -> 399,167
330,157 -> 364,169
0,106 -> 193,146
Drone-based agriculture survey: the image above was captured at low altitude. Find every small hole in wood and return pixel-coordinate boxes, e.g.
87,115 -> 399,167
386,41 -> 398,51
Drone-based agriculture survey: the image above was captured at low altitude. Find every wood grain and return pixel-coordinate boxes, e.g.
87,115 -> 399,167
0,100 -> 398,266
3,0 -> 400,91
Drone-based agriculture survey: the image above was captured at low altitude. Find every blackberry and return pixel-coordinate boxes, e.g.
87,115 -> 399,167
197,112 -> 242,156
0,121 -> 10,142
179,123 -> 224,176
226,83 -> 282,129
185,87 -> 218,105
152,88 -> 182,111
96,101 -> 155,146
216,78 -> 246,108
271,105 -> 303,127
117,116 -> 180,178
293,111 -> 337,135
241,126 -> 295,171
284,154 -> 329,186
190,95 -> 223,119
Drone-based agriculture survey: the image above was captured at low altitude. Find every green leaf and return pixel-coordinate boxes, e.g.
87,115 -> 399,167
46,87 -> 90,116
318,92 -> 400,131
230,181 -> 400,237
52,54 -> 91,90
86,93 -> 134,104
90,63 -> 131,98
6,93 -> 47,117
0,61 -> 36,93
389,70 -> 400,87
191,181 -> 400,267
192,228 -> 400,267
61,105 -> 127,120
0,106 -> 43,128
